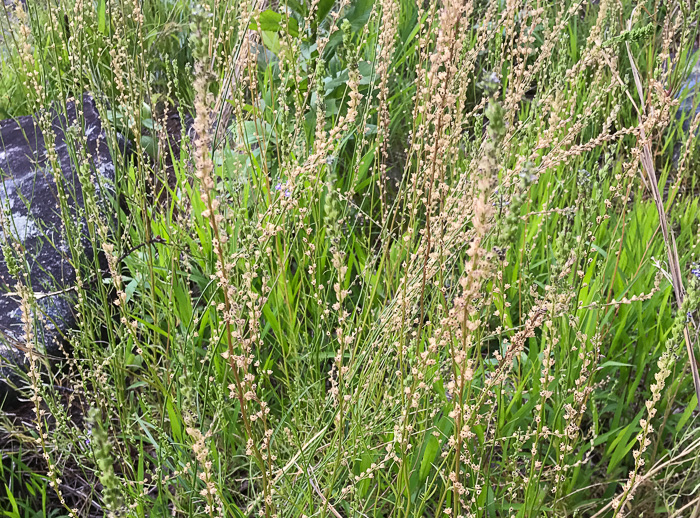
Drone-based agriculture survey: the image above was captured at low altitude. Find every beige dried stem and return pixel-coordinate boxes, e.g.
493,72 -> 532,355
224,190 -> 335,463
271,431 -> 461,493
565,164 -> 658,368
591,431 -> 700,517
623,39 -> 700,404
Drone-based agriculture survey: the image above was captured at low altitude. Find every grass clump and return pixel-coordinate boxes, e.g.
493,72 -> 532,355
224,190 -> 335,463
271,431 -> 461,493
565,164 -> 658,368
2,0 -> 700,517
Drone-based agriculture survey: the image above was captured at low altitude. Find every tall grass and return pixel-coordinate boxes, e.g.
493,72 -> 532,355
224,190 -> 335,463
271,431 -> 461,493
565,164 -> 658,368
1,0 -> 700,516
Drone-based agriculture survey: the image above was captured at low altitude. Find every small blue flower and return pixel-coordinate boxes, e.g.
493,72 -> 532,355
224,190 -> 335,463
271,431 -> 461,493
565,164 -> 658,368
689,262 -> 700,280
274,182 -> 292,197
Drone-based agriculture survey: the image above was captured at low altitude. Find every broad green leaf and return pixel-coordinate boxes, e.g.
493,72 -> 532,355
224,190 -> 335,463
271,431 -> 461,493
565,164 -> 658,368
316,0 -> 335,26
419,435 -> 439,482
251,10 -> 300,37
677,394 -> 698,431
97,0 -> 106,34
261,30 -> 281,55
3,486 -> 19,518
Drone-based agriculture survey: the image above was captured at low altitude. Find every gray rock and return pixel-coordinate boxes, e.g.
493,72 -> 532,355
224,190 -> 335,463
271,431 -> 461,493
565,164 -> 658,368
0,94 -> 115,407
677,52 -> 700,132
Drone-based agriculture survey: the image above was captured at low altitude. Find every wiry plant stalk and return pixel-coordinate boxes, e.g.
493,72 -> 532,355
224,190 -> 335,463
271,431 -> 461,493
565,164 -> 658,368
624,40 -> 700,405
191,28 -> 274,518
